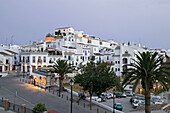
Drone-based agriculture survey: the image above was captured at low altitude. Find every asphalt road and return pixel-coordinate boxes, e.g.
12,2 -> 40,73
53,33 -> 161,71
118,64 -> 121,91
102,97 -> 134,113
0,76 -> 111,113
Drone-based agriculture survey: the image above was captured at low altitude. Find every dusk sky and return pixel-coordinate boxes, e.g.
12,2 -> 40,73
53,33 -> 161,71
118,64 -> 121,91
0,0 -> 170,49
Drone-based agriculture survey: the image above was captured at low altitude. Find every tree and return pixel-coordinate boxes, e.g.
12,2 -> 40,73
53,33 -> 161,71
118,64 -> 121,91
32,103 -> 47,113
75,61 -> 120,109
46,33 -> 52,37
52,59 -> 72,94
122,52 -> 170,113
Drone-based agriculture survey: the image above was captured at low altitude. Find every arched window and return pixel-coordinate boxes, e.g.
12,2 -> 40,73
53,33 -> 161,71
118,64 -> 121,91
123,58 -> 128,64
122,65 -> 127,71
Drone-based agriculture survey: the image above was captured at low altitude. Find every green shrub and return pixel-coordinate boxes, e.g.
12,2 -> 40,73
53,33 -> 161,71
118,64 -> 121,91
33,103 -> 47,113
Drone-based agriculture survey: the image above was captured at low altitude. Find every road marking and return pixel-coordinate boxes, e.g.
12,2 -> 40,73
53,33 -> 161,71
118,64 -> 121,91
1,87 -> 35,106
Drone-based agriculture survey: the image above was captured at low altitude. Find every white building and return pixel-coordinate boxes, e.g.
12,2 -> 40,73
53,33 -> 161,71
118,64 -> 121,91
20,27 -> 118,76
0,47 -> 13,77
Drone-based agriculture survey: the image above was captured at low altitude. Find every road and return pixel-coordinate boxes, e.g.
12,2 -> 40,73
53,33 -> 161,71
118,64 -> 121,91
0,75 -> 111,113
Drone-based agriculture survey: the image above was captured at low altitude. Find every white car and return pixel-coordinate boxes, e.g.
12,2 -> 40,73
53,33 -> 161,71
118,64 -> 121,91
91,94 -> 101,102
106,93 -> 113,99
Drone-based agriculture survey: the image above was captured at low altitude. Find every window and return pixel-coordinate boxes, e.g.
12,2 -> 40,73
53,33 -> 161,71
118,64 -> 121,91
118,68 -> 120,71
85,51 -> 87,55
107,56 -> 109,60
23,57 -> 25,62
38,56 -> 42,63
0,66 -> 2,72
68,56 -> 71,60
76,56 -> 79,61
72,39 -> 74,41
64,56 -> 66,58
100,42 -> 102,45
92,56 -> 95,61
88,39 -> 91,43
44,56 -> 46,62
115,61 -> 117,64
27,57 -> 30,62
49,58 -> 52,63
123,65 -> 127,71
115,68 -> 117,72
125,50 -> 128,54
6,59 -> 9,64
123,58 -> 128,64
118,61 -> 120,64
33,56 -> 35,63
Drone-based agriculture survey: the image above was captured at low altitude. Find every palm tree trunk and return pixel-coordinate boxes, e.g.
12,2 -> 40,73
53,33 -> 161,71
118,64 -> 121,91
60,79 -> 63,92
145,90 -> 151,113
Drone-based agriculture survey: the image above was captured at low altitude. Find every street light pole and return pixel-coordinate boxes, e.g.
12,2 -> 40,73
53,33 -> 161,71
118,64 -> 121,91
113,89 -> 115,113
70,79 -> 74,113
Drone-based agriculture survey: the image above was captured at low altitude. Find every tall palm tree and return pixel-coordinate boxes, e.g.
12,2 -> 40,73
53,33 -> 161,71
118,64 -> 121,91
122,51 -> 170,113
53,59 -> 72,95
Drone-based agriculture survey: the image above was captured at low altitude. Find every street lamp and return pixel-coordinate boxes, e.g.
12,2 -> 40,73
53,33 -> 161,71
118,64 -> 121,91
70,79 -> 74,113
113,88 -> 115,113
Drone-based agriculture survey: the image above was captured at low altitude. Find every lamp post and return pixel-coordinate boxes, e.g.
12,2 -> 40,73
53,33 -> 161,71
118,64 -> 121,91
70,79 -> 74,113
113,89 -> 115,113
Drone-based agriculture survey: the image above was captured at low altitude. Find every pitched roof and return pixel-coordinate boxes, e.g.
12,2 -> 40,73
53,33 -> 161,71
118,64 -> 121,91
0,52 -> 11,56
122,53 -> 131,56
56,27 -> 71,30
5,49 -> 18,54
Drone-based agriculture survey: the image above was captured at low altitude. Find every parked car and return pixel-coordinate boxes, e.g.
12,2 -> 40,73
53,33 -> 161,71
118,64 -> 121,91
98,95 -> 106,102
151,98 -> 164,104
114,92 -> 126,98
125,91 -> 134,96
114,103 -> 123,111
91,94 -> 101,102
121,92 -> 127,98
114,92 -> 122,98
106,93 -> 113,99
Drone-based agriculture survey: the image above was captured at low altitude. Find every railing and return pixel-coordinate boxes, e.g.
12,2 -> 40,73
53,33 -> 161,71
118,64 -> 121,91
0,97 -> 41,113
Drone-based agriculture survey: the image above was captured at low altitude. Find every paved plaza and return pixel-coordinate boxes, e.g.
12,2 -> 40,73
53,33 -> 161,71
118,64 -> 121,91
0,75 -> 112,113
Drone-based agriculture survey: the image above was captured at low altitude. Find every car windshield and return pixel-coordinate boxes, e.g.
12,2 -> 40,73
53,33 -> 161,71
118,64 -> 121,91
117,104 -> 122,106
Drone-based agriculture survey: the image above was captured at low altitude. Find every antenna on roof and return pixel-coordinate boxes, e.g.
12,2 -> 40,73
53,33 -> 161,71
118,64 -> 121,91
11,35 -> 14,45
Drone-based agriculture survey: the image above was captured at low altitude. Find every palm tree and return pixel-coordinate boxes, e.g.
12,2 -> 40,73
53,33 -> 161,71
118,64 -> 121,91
122,51 -> 170,113
53,59 -> 72,95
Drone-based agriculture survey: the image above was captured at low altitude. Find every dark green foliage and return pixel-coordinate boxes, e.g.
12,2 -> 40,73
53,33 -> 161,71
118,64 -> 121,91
32,103 -> 47,113
52,59 -> 73,92
75,61 -> 120,108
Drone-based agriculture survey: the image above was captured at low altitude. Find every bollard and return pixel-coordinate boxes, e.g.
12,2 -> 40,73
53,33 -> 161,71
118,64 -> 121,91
105,111 -> 107,113
13,104 -> 15,111
21,104 -> 26,113
62,94 -> 63,98
4,99 -> 9,111
97,108 -> 99,113
84,103 -> 85,108
2,97 -> 3,102
67,96 -> 68,101
18,108 -> 19,113
53,90 -> 54,94
20,78 -> 21,81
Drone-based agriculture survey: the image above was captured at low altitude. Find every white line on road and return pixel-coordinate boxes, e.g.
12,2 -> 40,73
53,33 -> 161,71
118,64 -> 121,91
1,87 -> 35,106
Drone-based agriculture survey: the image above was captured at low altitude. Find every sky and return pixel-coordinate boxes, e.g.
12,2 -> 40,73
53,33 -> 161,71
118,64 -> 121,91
0,0 -> 170,49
